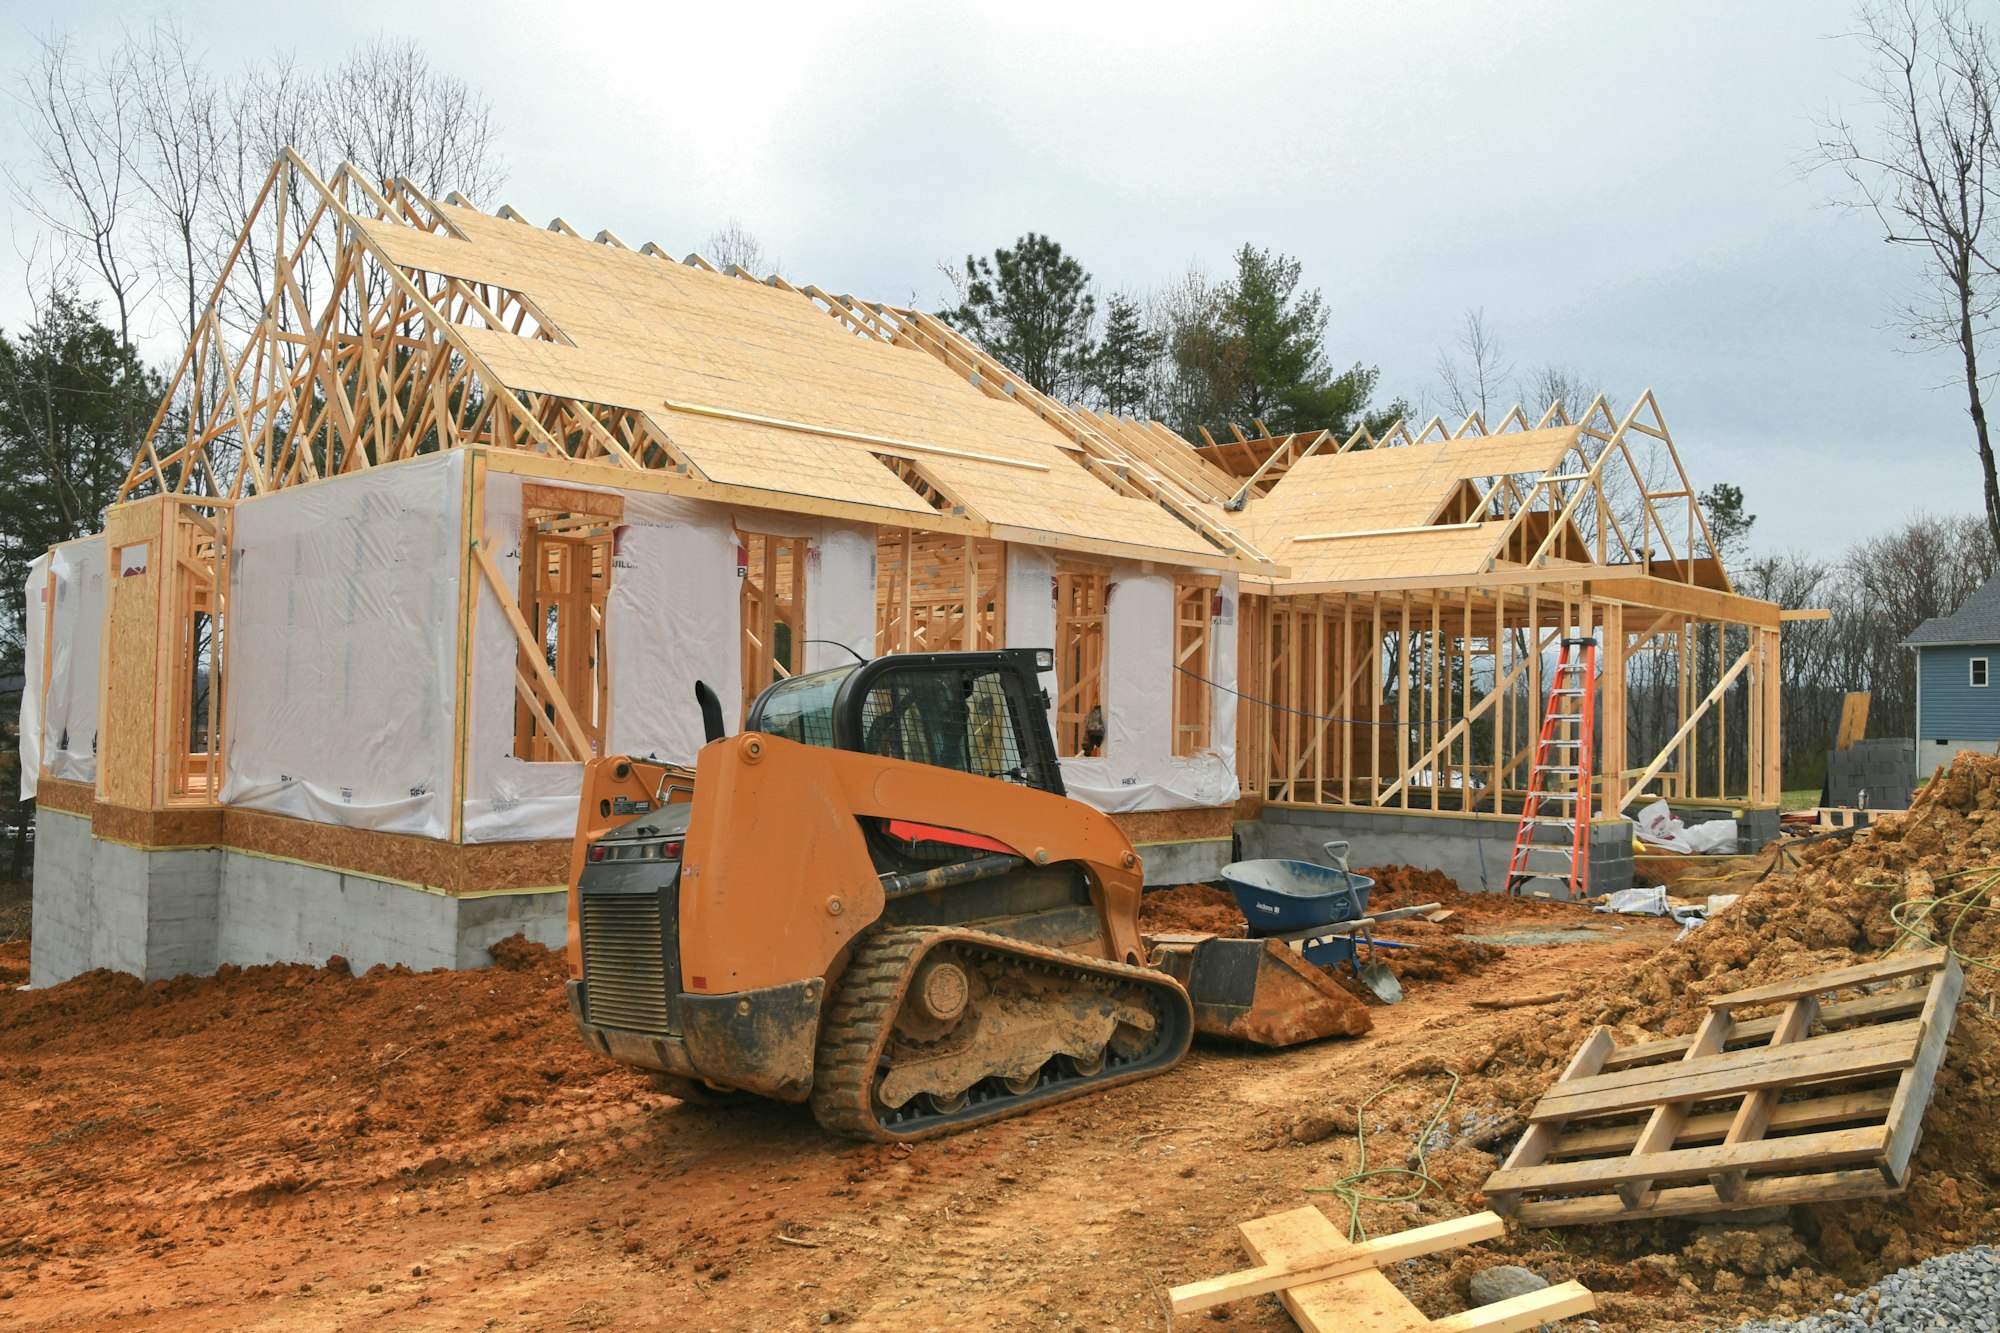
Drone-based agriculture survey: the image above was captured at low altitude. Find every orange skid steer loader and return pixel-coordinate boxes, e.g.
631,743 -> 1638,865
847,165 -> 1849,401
565,650 -> 1364,1142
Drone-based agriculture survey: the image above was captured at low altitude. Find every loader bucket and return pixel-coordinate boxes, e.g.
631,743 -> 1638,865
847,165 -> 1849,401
1151,936 -> 1371,1047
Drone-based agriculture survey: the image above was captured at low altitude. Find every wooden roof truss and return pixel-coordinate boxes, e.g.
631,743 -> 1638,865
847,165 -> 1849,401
118,153 -> 708,504
115,150 -> 1268,573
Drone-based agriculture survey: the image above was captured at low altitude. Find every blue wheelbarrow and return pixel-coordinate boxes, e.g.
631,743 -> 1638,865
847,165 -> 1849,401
1221,841 -> 1375,934
1220,842 -> 1425,1002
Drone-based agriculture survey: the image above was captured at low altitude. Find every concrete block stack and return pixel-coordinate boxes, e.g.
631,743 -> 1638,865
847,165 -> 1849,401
1827,737 -> 1917,811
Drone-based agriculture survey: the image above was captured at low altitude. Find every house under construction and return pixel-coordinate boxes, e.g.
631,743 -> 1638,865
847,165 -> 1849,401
18,152 -> 1793,984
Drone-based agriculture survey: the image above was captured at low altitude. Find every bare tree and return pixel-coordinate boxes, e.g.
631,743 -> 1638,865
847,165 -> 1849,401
1434,308 -> 1512,423
1149,264 -> 1229,439
8,31 -> 145,348
705,219 -> 774,277
1811,0 -> 2000,553
129,20 -> 222,350
210,55 -> 326,332
312,39 -> 505,204
1516,364 -> 1607,424
13,32 -> 508,350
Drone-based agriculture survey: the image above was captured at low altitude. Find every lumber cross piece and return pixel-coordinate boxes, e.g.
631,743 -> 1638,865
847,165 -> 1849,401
1172,1206 -> 1595,1333
1169,1212 -> 1503,1313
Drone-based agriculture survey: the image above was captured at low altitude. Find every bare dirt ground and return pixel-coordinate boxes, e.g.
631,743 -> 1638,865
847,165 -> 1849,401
4,776 -> 1996,1333
0,902 -> 1678,1332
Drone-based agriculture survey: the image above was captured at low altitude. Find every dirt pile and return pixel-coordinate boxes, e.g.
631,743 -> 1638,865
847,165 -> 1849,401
1366,863 -> 1580,933
0,935 -> 654,1224
1139,868 -> 1518,992
1137,883 -> 1246,936
1475,753 -> 2000,1079
1438,752 -> 2000,1318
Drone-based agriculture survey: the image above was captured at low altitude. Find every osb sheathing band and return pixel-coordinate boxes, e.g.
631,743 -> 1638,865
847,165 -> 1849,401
1110,806 -> 1234,846
35,779 -> 568,896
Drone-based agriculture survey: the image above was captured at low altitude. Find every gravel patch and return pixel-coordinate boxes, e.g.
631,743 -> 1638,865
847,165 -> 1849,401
1726,1244 -> 2000,1331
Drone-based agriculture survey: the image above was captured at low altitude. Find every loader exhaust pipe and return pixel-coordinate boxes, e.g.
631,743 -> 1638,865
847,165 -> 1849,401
694,680 -> 726,744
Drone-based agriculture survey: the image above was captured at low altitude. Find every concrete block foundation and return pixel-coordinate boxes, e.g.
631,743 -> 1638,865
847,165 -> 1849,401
1237,805 -> 1634,901
30,805 -> 565,987
1134,837 -> 1231,887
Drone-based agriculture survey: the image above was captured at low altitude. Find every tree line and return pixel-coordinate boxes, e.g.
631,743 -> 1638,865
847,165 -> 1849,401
941,234 -> 1401,441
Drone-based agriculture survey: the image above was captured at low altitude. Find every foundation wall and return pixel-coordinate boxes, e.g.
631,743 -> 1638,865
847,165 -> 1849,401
28,806 -> 566,985
1239,805 -> 1635,901
1133,838 -> 1232,886
31,807 -> 224,985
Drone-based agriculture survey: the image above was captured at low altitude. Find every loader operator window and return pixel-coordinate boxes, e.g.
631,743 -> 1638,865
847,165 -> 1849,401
749,665 -> 855,747
859,667 -> 1029,785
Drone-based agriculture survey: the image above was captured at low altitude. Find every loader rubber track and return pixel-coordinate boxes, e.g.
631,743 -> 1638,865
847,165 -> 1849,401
808,926 -> 1193,1143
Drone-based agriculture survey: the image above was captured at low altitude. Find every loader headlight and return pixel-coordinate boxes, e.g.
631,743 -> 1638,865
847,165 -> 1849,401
1035,649 -> 1054,671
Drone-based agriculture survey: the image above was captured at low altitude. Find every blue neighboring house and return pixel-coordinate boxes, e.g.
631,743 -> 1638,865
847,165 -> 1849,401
1904,572 -> 2000,778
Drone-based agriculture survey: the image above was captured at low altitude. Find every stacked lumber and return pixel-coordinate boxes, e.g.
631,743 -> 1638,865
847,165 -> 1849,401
1484,949 -> 1965,1226
1169,1209 -> 1593,1332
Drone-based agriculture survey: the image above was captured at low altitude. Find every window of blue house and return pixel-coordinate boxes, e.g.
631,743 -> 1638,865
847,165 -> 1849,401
1974,657 -> 1989,688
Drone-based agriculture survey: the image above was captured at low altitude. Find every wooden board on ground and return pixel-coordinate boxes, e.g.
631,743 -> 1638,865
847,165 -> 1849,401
1835,692 -> 1871,752
1485,949 -> 1965,1226
1170,1207 -> 1594,1332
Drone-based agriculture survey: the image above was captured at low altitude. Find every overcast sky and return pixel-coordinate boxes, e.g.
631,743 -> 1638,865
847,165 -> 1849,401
0,0 -> 1972,560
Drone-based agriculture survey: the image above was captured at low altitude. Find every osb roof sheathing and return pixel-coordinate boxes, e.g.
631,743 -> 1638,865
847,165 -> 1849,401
360,208 -> 1227,564
1241,427 -> 1583,588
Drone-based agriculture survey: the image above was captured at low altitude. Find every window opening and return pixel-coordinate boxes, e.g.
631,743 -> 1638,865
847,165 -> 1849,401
875,529 -> 1006,653
513,484 -> 620,761
1174,580 -> 1218,755
1055,563 -> 1107,757
739,530 -> 810,715
1974,657 -> 1989,688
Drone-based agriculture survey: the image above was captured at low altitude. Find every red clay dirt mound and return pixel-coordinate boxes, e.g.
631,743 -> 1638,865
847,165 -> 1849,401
0,936 -> 655,1225
1138,868 -> 1513,992
1451,751 -> 2000,1307
1137,883 -> 1246,936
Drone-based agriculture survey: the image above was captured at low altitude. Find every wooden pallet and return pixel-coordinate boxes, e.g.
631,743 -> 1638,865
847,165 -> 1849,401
1485,949 -> 1965,1227
1168,1209 -> 1594,1332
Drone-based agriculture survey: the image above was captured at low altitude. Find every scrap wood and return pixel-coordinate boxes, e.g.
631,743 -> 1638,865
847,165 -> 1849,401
1484,949 -> 1966,1226
1170,1206 -> 1594,1331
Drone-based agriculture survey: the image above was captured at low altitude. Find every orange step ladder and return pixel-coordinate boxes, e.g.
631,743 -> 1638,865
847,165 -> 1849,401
1506,637 -> 1598,899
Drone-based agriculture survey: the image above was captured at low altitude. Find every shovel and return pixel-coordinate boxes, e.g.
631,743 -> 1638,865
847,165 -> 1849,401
1354,925 -> 1404,1005
1318,840 -> 1403,1004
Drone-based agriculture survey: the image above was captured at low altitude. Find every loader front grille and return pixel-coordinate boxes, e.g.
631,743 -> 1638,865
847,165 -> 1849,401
580,889 -> 675,1034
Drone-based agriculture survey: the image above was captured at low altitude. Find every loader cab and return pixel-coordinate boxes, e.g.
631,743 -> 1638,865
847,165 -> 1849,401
745,649 -> 1065,796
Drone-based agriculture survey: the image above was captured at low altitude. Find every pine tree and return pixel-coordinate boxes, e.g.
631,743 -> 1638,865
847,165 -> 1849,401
1086,293 -> 1161,417
1220,244 -> 1375,435
943,233 -> 1097,398
0,289 -> 164,657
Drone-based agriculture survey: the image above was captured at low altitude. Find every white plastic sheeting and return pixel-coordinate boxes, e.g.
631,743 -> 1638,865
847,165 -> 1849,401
18,554 -> 48,799
222,454 -> 462,838
607,495 -> 744,758
41,537 -> 105,784
803,521 -> 877,674
462,478 -> 748,843
1005,545 -> 1060,734
1023,560 -> 1240,815
1633,798 -> 1740,855
731,509 -> 877,674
